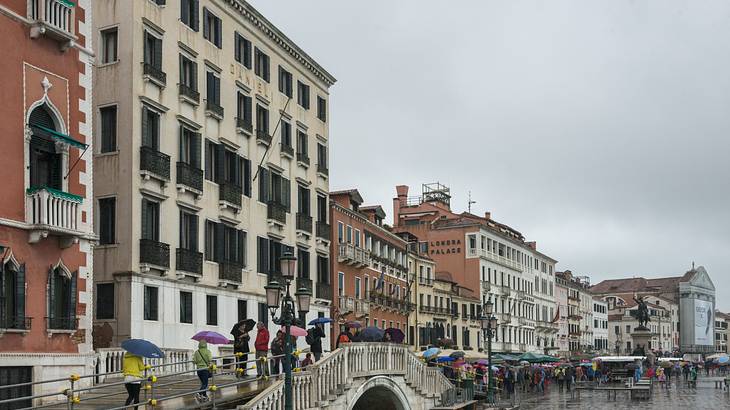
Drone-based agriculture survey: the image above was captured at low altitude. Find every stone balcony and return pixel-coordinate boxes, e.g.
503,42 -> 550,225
25,186 -> 83,247
29,0 -> 76,50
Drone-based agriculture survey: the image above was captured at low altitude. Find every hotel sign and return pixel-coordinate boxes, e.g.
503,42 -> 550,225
430,239 -> 461,255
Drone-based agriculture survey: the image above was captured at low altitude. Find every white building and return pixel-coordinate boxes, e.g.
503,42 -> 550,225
592,298 -> 609,354
92,0 -> 335,354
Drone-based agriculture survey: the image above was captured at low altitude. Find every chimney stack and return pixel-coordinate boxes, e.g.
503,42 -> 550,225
526,241 -> 537,250
393,185 -> 409,227
484,212 -> 491,220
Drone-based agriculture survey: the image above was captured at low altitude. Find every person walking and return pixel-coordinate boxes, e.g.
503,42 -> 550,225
232,321 -> 251,378
556,367 -> 565,392
306,324 -> 325,361
336,326 -> 352,348
193,340 -> 213,402
270,330 -> 285,375
122,353 -> 144,410
255,322 -> 270,378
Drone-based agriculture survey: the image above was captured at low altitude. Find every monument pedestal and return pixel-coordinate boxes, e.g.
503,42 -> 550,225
631,327 -> 655,366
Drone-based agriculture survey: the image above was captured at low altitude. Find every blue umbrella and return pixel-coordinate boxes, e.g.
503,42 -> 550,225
437,356 -> 455,363
718,356 -> 729,365
359,326 -> 385,342
423,347 -> 441,359
121,339 -> 164,359
308,317 -> 333,325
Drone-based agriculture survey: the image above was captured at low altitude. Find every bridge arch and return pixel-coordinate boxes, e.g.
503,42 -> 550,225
349,375 -> 411,410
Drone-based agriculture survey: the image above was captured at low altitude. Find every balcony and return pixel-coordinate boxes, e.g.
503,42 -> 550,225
219,261 -> 243,284
143,63 -> 167,86
176,162 -> 203,193
481,282 -> 491,292
316,282 -> 333,300
281,143 -> 294,158
0,315 -> 32,332
337,244 -> 370,267
339,296 -> 354,313
296,213 -> 312,234
140,146 -> 170,181
25,186 -> 82,245
296,277 -> 313,294
47,316 -> 77,331
419,276 -> 433,286
205,101 -> 224,120
267,202 -> 287,225
296,152 -> 310,167
314,222 -> 330,242
29,0 -> 75,49
176,248 -> 202,277
317,163 -> 329,176
236,118 -> 253,134
256,130 -> 272,145
500,285 -> 511,297
178,83 -> 199,104
568,295 -> 581,302
219,182 -> 242,208
139,239 -> 170,269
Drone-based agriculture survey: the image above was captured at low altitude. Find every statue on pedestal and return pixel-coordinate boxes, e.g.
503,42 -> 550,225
634,295 -> 650,330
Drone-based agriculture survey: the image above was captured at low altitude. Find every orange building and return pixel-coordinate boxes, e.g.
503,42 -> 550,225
330,190 -> 412,347
0,0 -> 95,402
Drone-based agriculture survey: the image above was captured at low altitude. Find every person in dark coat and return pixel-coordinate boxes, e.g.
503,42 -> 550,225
231,321 -> 251,378
270,330 -> 285,375
307,324 -> 326,361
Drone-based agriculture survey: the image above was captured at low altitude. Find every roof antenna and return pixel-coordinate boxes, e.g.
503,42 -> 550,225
467,191 -> 476,214
692,261 -> 695,270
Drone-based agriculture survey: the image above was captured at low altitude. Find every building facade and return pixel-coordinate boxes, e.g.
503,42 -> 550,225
555,284 -> 569,356
605,296 -> 674,355
592,298 -> 609,354
330,190 -> 412,346
392,183 -> 558,354
715,311 -> 729,354
92,0 -> 335,354
0,0 -> 95,401
556,271 -> 593,355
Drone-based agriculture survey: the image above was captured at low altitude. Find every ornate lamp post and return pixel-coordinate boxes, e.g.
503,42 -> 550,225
264,252 -> 311,410
480,300 -> 498,403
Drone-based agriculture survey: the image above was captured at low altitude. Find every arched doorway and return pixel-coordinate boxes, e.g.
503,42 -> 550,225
349,376 -> 411,410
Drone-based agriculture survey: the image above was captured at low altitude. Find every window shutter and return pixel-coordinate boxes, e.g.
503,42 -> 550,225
179,54 -> 184,85
234,33 -> 240,62
154,37 -> 162,70
214,223 -> 225,262
283,177 -> 291,212
49,154 -> 62,189
203,7 -> 209,39
192,0 -> 199,32
48,268 -> 56,323
243,158 -> 251,197
257,237 -> 269,274
141,199 -> 149,240
191,132 -> 201,169
141,106 -> 150,147
181,0 -> 189,25
16,264 -> 26,327
69,271 -> 78,322
191,61 -> 198,91
258,167 -> 269,202
214,76 -> 221,105
237,230 -> 245,265
235,156 -> 243,188
214,144 -> 225,183
191,215 -> 199,251
215,18 -> 222,48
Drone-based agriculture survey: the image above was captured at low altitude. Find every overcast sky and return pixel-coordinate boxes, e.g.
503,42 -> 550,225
249,0 -> 730,311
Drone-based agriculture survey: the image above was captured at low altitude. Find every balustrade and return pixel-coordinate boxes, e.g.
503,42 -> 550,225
26,186 -> 82,233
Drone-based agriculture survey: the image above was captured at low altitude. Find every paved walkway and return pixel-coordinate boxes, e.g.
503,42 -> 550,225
513,377 -> 730,409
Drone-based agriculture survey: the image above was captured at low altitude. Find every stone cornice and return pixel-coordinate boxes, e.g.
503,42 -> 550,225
224,0 -> 337,88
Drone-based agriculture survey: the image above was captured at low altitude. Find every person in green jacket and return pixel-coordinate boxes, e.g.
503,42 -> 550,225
193,340 -> 213,402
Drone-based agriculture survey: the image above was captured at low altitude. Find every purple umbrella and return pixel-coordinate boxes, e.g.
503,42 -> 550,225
192,331 -> 231,345
476,359 -> 490,366
384,328 -> 405,343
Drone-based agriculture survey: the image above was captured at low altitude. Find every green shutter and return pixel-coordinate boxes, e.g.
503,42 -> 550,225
214,144 -> 225,183
191,214 -> 199,252
69,271 -> 77,323
192,132 -> 201,169
191,60 -> 198,92
258,167 -> 269,202
154,37 -> 163,70
16,265 -> 25,328
141,199 -> 149,240
203,7 -> 209,39
141,106 -> 150,147
48,268 -> 56,324
214,223 -> 225,262
192,0 -> 199,32
243,158 -> 251,197
283,177 -> 291,212
181,1 -> 189,27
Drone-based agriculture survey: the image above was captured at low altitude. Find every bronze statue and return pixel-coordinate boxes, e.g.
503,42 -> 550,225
634,295 -> 650,330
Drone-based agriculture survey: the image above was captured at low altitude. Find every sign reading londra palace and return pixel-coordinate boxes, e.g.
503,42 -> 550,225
430,239 -> 462,255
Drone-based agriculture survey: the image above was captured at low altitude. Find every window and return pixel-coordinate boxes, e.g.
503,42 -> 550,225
297,185 -> 310,215
317,143 -> 327,171
98,197 -> 116,245
278,66 -> 293,97
338,272 -> 344,296
364,276 -> 370,299
354,278 -> 361,299
206,295 -> 218,325
141,105 -> 160,150
254,48 -> 270,82
96,283 -> 114,319
205,139 -> 216,181
205,220 -> 246,265
296,130 -> 308,159
100,27 -> 118,64
179,125 -> 201,168
1,261 -> 25,329
317,194 -> 328,223
179,54 -> 198,95
202,8 -> 222,48
181,0 -> 199,31
143,31 -> 162,71
317,96 -> 326,122
28,105 -> 62,189
206,71 -> 221,109
297,81 -> 310,109
100,105 -> 117,153
337,222 -> 344,243
237,92 -> 252,128
141,198 -> 160,241
346,226 -> 352,243
256,104 -> 269,135
258,302 -> 268,326
179,210 -> 198,251
204,220 -> 216,261
144,286 -> 158,321
317,256 -> 329,284
180,291 -> 193,323
256,237 -> 292,275
354,229 -> 361,247
256,167 -> 290,208
281,121 -> 292,150
297,248 -> 310,279
234,32 -> 252,68
237,300 -> 247,322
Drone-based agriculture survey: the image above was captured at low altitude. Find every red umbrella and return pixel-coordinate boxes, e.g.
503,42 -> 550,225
281,325 -> 308,337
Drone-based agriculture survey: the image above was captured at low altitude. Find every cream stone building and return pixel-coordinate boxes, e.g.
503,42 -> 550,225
92,0 -> 335,354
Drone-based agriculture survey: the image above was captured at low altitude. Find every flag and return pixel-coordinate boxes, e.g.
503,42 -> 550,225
551,305 -> 560,323
375,271 -> 385,291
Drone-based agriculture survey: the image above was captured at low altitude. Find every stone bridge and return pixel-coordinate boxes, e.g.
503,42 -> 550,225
241,343 -> 471,410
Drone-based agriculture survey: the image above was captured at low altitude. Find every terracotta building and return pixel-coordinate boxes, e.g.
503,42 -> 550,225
0,0 -> 95,403
330,190 -> 412,347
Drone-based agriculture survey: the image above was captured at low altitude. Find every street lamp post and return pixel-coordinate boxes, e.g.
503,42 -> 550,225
480,300 -> 498,404
264,252 -> 311,410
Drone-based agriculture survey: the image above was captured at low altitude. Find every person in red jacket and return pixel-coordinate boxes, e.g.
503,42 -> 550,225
255,322 -> 270,378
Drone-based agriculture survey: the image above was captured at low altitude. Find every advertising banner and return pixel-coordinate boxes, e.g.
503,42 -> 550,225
694,299 -> 714,346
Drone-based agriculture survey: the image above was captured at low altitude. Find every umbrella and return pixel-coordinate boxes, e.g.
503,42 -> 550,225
282,326 -> 308,337
659,361 -> 673,368
718,356 -> 729,365
423,347 -> 441,359
449,351 -> 466,359
192,331 -> 230,345
308,317 -> 333,325
384,328 -> 405,344
121,339 -> 164,359
230,319 -> 256,339
519,360 -> 530,365
437,356 -> 455,363
476,359 -> 490,366
359,326 -> 385,342
494,353 -> 520,362
345,320 -> 362,329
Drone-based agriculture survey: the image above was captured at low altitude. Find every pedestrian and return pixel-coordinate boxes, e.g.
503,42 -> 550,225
657,367 -> 666,389
556,367 -> 565,392
301,352 -> 314,368
270,330 -> 285,375
306,324 -> 325,361
336,326 -> 352,348
122,352 -> 144,410
255,322 -> 270,378
193,340 -> 212,403
231,321 -> 251,378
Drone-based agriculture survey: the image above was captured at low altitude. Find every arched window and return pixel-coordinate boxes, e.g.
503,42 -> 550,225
47,261 -> 76,330
1,252 -> 26,330
28,104 -> 63,190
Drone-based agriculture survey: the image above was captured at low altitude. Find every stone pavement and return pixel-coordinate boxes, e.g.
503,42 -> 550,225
513,377 -> 730,409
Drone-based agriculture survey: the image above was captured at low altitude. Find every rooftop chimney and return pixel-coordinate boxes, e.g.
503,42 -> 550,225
393,185 -> 409,227
484,212 -> 491,220
526,241 -> 537,250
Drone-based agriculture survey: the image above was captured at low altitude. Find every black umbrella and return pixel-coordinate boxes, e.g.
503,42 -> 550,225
384,328 -> 405,343
231,319 -> 256,338
359,326 -> 385,342
450,351 -> 466,359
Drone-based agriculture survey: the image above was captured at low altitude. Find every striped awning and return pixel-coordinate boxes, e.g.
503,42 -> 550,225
30,124 -> 87,149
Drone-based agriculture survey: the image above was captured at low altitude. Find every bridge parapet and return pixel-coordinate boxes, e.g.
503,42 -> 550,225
242,343 -> 453,410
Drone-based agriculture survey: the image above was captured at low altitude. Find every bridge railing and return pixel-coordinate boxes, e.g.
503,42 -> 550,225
242,343 -> 455,410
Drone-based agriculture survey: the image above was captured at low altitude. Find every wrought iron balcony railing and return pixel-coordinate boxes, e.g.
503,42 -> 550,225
267,201 -> 287,224
296,152 -> 310,166
219,261 -> 243,284
316,221 -> 330,241
296,213 -> 312,233
140,146 -> 170,180
256,130 -> 272,145
0,315 -> 32,331
140,239 -> 170,268
206,101 -> 224,118
176,248 -> 202,276
281,143 -> 294,157
316,282 -> 333,300
219,182 -> 242,207
317,163 -> 329,175
178,83 -> 200,103
47,316 -> 78,331
176,162 -> 203,192
143,63 -> 167,85
236,118 -> 253,134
